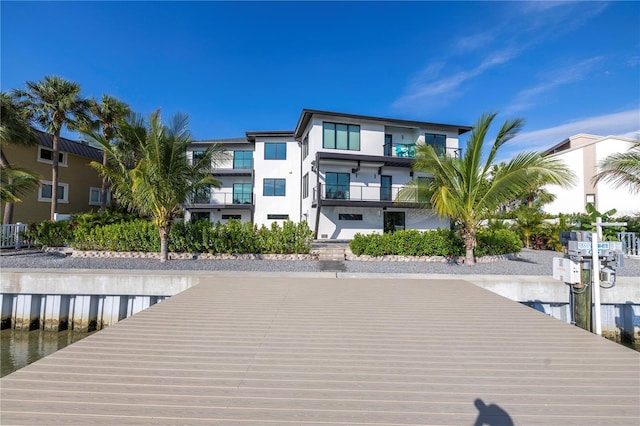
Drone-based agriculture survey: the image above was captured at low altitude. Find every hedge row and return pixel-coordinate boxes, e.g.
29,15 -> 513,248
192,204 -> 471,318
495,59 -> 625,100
349,228 -> 523,257
27,218 -> 314,254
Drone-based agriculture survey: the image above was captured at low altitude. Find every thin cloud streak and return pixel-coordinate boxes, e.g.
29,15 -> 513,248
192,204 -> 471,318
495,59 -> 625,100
508,109 -> 640,153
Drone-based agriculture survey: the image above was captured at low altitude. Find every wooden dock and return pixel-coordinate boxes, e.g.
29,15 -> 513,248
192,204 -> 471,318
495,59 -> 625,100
2,275 -> 639,425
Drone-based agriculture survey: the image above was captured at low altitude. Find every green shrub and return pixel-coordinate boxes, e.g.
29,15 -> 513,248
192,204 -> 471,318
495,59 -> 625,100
72,220 -> 159,251
26,220 -> 73,247
475,229 -> 523,256
348,229 -> 464,257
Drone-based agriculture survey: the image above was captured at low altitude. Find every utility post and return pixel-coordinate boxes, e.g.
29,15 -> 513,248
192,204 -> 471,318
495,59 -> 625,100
553,218 -> 625,335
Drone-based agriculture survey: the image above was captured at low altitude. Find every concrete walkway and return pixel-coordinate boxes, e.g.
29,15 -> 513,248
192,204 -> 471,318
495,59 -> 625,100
1,276 -> 639,425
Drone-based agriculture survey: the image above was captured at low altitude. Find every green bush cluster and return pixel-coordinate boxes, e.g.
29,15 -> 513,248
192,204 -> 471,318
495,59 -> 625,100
30,212 -> 314,254
350,228 -> 522,257
473,229 -> 524,257
350,229 -> 465,257
26,221 -> 73,247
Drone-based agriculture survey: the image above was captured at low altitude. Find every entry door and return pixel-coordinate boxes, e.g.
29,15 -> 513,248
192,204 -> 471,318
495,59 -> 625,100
383,211 -> 405,233
380,175 -> 392,201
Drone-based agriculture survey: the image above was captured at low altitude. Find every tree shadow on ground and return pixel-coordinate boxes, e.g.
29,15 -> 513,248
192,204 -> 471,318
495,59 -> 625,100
473,398 -> 514,426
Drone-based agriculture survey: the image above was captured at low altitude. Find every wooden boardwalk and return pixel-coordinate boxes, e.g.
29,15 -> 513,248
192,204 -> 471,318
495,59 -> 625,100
2,276 -> 639,425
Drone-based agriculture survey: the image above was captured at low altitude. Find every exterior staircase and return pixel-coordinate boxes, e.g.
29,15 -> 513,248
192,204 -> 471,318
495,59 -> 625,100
313,240 -> 350,261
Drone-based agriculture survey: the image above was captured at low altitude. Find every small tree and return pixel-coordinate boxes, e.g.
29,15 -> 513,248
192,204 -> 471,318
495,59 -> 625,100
88,110 -> 226,262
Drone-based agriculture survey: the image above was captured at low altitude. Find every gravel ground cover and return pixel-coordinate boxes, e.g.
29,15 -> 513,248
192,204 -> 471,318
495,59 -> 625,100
1,248 -> 639,276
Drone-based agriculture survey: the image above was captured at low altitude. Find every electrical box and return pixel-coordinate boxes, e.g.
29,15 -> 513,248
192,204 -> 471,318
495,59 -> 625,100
552,257 -> 581,284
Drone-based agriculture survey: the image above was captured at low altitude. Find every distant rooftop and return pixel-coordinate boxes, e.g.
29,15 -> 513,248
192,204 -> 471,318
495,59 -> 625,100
36,130 -> 102,161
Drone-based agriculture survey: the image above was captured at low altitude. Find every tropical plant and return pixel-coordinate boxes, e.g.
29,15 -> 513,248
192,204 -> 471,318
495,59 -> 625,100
592,140 -> 640,194
86,110 -> 226,262
13,76 -> 90,220
0,92 -> 39,223
85,95 -> 131,211
398,112 -> 576,265
511,205 -> 546,248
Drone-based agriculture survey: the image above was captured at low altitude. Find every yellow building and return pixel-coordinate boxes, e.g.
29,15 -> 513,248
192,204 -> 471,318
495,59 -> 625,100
1,130 -> 106,224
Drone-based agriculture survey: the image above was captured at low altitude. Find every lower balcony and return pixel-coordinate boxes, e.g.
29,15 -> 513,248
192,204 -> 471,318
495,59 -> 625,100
187,192 -> 254,210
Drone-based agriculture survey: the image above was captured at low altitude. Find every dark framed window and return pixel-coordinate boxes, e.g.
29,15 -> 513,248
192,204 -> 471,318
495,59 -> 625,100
325,172 -> 350,199
263,178 -> 286,196
302,136 -> 309,159
302,173 -> 309,199
384,134 -> 392,156
233,151 -> 253,169
191,186 -> 211,203
222,214 -> 242,220
265,143 -> 286,160
323,122 -> 360,150
233,183 -> 252,204
267,214 -> 289,220
380,175 -> 392,201
425,133 -> 446,158
191,212 -> 210,222
339,214 -> 363,220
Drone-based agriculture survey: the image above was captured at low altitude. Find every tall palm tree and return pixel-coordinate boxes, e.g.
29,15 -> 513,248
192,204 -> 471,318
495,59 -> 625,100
14,76 -> 90,220
398,112 -> 575,265
88,110 -> 226,262
592,140 -> 640,194
86,95 -> 131,211
0,92 -> 39,223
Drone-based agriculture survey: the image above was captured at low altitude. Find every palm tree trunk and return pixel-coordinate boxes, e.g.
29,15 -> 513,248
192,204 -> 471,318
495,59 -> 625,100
1,150 -> 13,224
159,226 -> 169,263
463,231 -> 476,265
100,150 -> 108,212
50,130 -> 60,221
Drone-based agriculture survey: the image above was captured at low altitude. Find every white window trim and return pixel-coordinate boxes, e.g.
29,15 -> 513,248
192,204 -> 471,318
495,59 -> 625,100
38,180 -> 69,203
37,147 -> 68,167
89,187 -> 111,206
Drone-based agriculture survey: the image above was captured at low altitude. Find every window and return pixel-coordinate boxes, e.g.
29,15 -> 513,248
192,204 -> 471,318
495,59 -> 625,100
380,175 -> 392,201
325,172 -> 350,199
267,214 -> 289,220
303,173 -> 309,199
263,178 -> 286,196
192,150 -> 205,162
339,214 -> 363,220
384,134 -> 392,156
38,181 -> 69,203
89,187 -> 111,206
192,186 -> 211,203
38,147 -> 66,165
323,122 -> 360,150
233,151 -> 253,169
302,136 -> 309,159
221,214 -> 242,220
264,143 -> 286,160
425,133 -> 446,158
586,194 -> 596,207
191,212 -> 210,222
233,183 -> 252,204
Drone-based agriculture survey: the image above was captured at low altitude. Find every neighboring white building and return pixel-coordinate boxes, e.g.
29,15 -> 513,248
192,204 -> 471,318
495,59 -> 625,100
542,134 -> 640,217
185,109 -> 471,239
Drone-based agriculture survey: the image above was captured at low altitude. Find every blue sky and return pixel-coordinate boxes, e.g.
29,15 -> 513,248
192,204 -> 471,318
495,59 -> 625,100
2,1 -> 639,159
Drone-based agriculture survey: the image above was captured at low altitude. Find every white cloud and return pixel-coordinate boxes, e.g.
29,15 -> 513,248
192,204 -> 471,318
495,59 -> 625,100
504,56 -> 607,114
507,109 -> 640,153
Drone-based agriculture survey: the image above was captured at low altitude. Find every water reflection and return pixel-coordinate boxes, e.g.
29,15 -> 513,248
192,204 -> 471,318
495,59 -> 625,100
1,329 -> 95,377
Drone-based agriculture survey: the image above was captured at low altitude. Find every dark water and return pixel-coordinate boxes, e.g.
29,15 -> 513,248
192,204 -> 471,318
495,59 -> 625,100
1,329 -> 95,377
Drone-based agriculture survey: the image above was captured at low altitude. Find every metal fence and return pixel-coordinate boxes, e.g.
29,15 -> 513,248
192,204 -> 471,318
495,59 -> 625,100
1,223 -> 28,249
618,232 -> 639,258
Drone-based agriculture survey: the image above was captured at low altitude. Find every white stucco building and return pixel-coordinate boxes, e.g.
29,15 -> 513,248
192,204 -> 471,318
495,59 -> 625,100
542,134 -> 640,217
185,109 -> 471,239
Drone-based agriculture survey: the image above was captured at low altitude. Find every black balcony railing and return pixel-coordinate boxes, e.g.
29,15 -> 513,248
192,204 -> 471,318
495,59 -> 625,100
187,191 -> 253,207
383,143 -> 462,159
316,183 -> 427,204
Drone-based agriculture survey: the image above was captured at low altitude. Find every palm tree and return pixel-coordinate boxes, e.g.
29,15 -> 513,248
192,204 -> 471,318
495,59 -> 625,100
592,140 -> 640,194
14,76 -> 90,220
86,95 -> 131,211
87,110 -> 226,262
398,112 -> 576,265
0,92 -> 39,223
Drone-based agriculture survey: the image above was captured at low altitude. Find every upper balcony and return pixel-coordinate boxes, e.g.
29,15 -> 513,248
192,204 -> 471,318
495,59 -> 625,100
312,183 -> 428,208
383,142 -> 461,159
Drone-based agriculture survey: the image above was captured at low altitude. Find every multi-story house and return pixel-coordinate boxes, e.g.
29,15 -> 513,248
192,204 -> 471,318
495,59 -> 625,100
186,109 -> 471,239
1,130 -> 106,224
542,133 -> 640,217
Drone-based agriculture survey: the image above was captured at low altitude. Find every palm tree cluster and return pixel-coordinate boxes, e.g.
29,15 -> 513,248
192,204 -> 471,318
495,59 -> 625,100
399,112 -> 576,265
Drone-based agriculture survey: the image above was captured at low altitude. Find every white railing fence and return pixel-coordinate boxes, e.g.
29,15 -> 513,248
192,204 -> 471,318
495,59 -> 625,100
1,223 -> 28,249
618,232 -> 639,258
